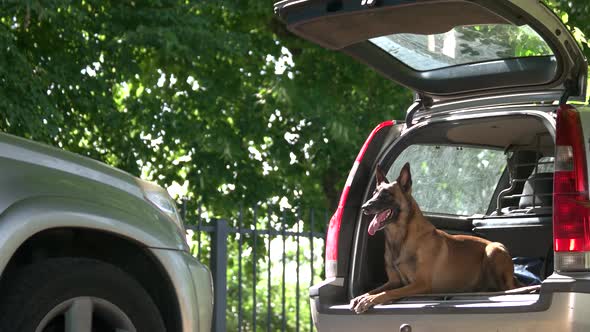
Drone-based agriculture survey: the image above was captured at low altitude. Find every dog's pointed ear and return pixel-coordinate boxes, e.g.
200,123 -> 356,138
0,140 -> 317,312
375,165 -> 389,184
397,162 -> 412,192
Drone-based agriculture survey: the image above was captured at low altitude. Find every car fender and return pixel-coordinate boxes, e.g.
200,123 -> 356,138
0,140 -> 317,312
0,195 -> 186,275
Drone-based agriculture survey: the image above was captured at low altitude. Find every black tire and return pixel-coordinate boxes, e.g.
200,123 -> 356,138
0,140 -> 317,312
0,257 -> 166,332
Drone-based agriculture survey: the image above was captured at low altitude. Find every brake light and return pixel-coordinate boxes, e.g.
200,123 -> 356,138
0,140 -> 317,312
553,105 -> 590,271
325,120 -> 394,278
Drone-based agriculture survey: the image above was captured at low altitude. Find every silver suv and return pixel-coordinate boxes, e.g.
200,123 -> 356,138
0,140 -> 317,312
276,0 -> 590,331
0,133 -> 212,331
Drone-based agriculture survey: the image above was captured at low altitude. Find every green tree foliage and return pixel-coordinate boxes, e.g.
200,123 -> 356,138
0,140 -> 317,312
548,0 -> 590,58
0,0 -> 409,222
0,5 -> 406,329
2,1 -> 586,221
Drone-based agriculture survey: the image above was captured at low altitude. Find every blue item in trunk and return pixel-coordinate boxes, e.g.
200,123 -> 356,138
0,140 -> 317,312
512,257 -> 543,286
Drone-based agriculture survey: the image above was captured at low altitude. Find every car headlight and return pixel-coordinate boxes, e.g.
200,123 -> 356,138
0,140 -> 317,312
139,180 -> 186,235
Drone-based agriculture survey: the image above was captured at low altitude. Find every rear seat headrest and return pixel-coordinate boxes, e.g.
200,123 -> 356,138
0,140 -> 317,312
507,150 -> 539,178
519,172 -> 553,209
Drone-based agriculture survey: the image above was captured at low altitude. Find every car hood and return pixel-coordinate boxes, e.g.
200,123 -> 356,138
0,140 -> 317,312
0,132 -> 143,198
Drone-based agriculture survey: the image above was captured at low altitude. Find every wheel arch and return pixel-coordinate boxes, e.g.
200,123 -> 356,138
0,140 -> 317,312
1,227 -> 183,332
0,196 -> 189,332
0,195 -> 186,269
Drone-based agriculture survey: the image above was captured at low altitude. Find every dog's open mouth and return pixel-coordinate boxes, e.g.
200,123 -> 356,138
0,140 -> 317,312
367,209 -> 392,236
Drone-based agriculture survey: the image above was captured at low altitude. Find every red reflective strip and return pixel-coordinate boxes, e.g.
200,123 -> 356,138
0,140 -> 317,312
325,186 -> 349,262
355,120 -> 395,162
325,120 -> 395,269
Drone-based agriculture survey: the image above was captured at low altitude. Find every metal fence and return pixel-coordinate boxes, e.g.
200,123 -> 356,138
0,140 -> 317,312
183,203 -> 328,332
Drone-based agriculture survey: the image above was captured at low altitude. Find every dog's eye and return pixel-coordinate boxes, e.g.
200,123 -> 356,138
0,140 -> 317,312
380,190 -> 393,198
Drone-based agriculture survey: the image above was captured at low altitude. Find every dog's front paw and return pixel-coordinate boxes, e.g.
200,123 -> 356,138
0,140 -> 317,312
349,293 -> 380,314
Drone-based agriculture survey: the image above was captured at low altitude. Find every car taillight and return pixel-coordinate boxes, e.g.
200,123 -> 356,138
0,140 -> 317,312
325,120 -> 394,278
553,105 -> 590,272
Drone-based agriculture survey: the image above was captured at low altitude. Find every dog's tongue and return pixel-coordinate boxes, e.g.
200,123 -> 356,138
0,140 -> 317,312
368,209 -> 391,236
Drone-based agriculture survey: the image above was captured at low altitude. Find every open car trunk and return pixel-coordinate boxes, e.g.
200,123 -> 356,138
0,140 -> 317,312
275,0 -> 587,104
349,109 -> 555,309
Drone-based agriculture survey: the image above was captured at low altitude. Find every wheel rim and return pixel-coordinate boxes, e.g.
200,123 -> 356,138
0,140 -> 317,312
35,296 -> 136,332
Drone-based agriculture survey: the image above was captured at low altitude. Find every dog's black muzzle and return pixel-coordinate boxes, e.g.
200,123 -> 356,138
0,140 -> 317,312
362,198 -> 401,224
361,198 -> 390,215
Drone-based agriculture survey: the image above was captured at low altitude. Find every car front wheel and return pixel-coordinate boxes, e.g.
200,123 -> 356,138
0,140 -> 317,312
0,257 -> 166,332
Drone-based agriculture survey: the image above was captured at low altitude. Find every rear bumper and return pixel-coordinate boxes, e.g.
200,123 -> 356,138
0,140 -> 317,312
311,275 -> 590,332
311,292 -> 590,332
151,248 -> 213,332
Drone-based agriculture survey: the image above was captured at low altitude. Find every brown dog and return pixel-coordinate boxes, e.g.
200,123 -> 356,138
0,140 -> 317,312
350,163 -> 517,314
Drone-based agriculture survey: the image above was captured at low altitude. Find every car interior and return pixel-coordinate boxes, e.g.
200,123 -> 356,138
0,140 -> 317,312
351,113 -> 555,302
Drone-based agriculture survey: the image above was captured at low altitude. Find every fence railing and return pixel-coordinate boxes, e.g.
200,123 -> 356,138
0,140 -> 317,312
183,204 -> 328,332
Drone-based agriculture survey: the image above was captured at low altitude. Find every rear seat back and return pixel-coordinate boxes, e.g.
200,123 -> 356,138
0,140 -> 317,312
519,172 -> 553,209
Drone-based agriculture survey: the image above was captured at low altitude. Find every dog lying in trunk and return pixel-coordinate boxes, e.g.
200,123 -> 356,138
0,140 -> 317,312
350,163 -> 517,314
